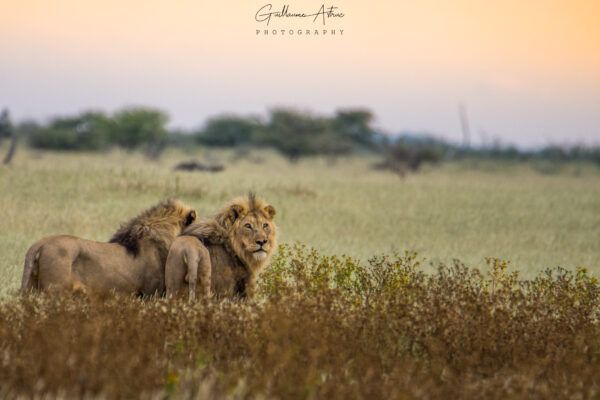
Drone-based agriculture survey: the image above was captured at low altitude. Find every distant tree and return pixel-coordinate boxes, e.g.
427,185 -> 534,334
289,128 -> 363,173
197,115 -> 262,147
76,111 -> 115,150
28,111 -> 114,151
28,126 -> 79,150
332,109 -> 378,148
112,108 -> 169,158
265,108 -> 352,162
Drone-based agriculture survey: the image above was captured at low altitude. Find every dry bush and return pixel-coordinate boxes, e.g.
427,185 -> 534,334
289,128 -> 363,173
1,245 -> 599,399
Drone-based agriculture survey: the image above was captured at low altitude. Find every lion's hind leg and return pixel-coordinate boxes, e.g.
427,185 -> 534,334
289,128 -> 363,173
165,245 -> 187,299
195,244 -> 211,299
33,238 -> 78,294
183,243 -> 211,301
185,251 -> 198,301
166,236 -> 212,301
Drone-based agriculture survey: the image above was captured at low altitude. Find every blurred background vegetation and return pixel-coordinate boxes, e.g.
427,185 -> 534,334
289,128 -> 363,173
2,106 -> 599,172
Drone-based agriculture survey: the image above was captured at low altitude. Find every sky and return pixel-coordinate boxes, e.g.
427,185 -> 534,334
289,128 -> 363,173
1,0 -> 599,147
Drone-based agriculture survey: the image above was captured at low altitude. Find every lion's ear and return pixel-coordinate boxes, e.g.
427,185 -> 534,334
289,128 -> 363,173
185,210 -> 197,226
223,204 -> 245,227
231,204 -> 245,219
264,205 -> 276,220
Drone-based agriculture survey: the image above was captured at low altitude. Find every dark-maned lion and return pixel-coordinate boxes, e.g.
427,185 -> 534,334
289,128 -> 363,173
165,193 -> 277,300
21,199 -> 197,296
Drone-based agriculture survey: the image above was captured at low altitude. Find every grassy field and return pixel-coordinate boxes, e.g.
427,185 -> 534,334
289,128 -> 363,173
1,147 -> 598,297
1,146 -> 600,399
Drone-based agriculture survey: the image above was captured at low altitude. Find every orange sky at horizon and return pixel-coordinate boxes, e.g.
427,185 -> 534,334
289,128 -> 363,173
1,0 -> 599,146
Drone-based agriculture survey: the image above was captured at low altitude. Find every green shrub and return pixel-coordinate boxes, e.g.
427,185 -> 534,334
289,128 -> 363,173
28,112 -> 114,151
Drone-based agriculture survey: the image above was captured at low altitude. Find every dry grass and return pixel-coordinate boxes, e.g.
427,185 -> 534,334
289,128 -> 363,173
1,245 -> 599,399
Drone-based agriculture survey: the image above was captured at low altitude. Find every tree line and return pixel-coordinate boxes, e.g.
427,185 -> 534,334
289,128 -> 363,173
1,106 -> 599,169
1,107 -> 379,161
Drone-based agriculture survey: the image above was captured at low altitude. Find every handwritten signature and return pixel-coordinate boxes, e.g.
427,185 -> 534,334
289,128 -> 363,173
255,4 -> 344,26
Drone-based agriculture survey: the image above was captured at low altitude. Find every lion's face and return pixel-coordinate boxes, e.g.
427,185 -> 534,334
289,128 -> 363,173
226,202 -> 277,267
235,212 -> 276,261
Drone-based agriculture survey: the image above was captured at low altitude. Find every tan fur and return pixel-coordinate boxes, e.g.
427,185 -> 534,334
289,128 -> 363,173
165,236 -> 211,300
165,193 -> 277,300
21,199 -> 197,297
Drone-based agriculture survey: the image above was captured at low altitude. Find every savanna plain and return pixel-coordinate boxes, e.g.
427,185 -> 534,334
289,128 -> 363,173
0,147 -> 599,399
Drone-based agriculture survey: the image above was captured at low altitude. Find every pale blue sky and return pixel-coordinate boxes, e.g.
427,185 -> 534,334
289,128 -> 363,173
1,0 -> 599,147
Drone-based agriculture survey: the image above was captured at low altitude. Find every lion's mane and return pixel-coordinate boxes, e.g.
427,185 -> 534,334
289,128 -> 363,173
109,199 -> 197,258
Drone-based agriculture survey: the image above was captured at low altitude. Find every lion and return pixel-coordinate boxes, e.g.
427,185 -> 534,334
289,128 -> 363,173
21,199 -> 197,297
165,193 -> 277,300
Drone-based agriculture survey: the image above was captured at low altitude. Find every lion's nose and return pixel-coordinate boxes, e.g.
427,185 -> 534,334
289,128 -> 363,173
256,240 -> 267,246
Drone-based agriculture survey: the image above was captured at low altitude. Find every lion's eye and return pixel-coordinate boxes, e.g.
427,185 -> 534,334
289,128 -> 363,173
244,223 -> 252,229
263,223 -> 269,229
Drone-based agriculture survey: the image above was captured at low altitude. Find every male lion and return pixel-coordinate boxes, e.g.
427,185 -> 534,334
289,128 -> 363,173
165,193 -> 277,300
21,199 -> 197,296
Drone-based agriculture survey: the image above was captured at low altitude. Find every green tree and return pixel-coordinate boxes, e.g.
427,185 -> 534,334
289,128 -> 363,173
197,115 -> 262,147
28,127 -> 79,150
28,111 -> 114,151
112,108 -> 169,158
332,109 -> 377,147
265,108 -> 352,162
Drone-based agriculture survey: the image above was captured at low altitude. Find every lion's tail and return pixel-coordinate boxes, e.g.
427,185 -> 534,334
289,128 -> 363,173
21,242 -> 42,293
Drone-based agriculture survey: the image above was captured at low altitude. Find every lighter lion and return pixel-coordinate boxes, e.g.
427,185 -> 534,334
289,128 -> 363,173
165,193 -> 277,300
